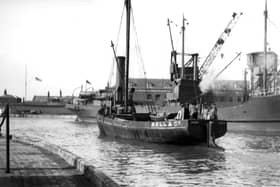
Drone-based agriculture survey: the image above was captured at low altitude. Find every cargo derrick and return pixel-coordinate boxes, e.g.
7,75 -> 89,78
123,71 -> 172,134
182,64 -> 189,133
167,13 -> 242,104
168,16 -> 199,104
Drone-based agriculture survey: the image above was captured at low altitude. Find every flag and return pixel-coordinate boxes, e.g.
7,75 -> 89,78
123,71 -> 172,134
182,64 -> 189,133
35,77 -> 42,82
86,80 -> 91,85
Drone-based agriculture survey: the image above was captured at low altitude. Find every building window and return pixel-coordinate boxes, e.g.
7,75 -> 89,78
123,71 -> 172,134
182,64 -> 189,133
237,96 -> 241,102
146,81 -> 154,88
129,82 -> 137,87
155,94 -> 161,101
229,97 -> 233,102
147,94 -> 152,100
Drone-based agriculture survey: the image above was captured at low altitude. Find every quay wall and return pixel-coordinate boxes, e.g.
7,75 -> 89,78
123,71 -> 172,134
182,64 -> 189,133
13,136 -> 119,187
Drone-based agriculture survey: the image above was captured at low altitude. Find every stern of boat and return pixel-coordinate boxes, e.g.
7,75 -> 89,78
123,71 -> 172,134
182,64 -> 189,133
188,120 -> 227,143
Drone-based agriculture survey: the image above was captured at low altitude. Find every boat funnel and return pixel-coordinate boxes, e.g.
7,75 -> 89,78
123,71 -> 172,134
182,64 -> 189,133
115,56 -> 125,104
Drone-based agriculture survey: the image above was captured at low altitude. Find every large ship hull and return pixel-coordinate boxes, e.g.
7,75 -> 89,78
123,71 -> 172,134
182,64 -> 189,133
96,112 -> 227,145
218,95 -> 280,121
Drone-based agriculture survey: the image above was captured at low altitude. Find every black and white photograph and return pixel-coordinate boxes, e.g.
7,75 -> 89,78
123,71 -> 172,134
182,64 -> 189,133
0,0 -> 280,186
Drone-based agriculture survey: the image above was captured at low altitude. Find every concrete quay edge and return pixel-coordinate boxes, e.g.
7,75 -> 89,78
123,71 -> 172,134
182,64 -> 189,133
13,136 -> 120,187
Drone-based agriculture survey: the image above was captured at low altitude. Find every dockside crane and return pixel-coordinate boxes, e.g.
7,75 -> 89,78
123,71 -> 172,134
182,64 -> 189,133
199,12 -> 242,79
167,18 -> 179,81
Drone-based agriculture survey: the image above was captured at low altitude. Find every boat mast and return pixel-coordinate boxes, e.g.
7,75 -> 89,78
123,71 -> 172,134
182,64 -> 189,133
263,0 -> 268,94
125,0 -> 131,111
181,15 -> 185,79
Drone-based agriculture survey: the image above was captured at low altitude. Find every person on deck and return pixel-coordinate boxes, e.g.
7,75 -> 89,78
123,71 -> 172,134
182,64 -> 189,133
128,88 -> 136,114
183,103 -> 190,119
176,103 -> 190,120
202,104 -> 209,120
209,104 -> 218,120
189,104 -> 198,119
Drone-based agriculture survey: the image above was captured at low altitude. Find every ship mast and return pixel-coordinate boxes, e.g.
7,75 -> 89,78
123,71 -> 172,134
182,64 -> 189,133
125,0 -> 131,111
263,0 -> 268,94
181,15 -> 186,79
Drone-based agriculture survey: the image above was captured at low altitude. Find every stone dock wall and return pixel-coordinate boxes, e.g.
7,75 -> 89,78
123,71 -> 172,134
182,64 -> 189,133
14,136 -> 120,187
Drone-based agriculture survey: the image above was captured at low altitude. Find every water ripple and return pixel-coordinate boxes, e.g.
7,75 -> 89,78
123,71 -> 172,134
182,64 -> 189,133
7,117 -> 280,186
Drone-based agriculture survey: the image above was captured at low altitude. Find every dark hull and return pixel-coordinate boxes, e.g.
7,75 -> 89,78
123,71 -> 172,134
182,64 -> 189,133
97,114 -> 227,145
218,95 -> 280,122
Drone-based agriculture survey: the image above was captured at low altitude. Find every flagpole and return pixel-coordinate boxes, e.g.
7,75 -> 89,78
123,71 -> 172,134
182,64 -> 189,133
25,64 -> 27,101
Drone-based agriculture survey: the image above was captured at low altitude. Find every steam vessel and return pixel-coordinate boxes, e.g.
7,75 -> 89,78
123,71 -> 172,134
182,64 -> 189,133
96,0 -> 227,146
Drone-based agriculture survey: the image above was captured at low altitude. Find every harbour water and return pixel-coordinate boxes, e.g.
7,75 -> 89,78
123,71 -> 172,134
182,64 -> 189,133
6,116 -> 280,186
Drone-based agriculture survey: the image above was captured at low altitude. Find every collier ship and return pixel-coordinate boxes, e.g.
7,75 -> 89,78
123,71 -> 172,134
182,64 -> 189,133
69,7 -> 242,122
95,0 -> 227,146
72,0 -> 279,127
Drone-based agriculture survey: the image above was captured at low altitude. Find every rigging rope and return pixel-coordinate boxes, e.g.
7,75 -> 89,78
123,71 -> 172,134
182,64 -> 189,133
131,7 -> 146,77
268,17 -> 280,36
131,7 -> 157,113
108,5 -> 125,87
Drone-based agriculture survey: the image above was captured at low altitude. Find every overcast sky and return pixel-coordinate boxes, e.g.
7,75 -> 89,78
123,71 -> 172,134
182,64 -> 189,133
0,0 -> 280,99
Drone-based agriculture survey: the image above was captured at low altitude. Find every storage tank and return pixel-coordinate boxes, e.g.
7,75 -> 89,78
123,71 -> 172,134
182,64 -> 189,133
247,51 -> 278,93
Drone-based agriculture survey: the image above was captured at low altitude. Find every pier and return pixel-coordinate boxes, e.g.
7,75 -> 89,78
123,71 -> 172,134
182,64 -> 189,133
0,136 -> 92,186
0,136 -> 119,187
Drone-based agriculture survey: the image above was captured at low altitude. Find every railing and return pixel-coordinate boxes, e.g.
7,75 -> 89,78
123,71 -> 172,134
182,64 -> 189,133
0,104 -> 11,173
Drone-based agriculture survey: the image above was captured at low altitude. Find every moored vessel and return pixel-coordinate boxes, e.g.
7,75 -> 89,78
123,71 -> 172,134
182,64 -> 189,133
0,90 -> 74,116
96,0 -> 227,146
217,0 -> 280,122
66,89 -> 110,122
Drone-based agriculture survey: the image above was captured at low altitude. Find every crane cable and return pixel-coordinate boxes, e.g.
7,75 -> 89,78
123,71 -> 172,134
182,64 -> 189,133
214,52 -> 242,79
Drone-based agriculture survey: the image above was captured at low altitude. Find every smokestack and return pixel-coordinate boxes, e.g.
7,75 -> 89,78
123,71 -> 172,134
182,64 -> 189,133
115,56 -> 125,104
60,89 -> 62,97
193,54 -> 199,81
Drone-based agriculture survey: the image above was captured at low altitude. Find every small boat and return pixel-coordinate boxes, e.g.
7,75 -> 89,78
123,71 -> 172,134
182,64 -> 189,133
96,0 -> 227,146
66,90 -> 110,122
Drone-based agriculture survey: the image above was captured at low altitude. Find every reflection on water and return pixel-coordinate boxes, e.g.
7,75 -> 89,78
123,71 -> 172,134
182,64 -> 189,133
6,117 -> 280,186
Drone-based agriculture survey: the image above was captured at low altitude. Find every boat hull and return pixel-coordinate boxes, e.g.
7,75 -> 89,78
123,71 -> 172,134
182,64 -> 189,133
218,95 -> 280,122
1,103 -> 73,115
97,114 -> 227,145
66,104 -> 100,122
